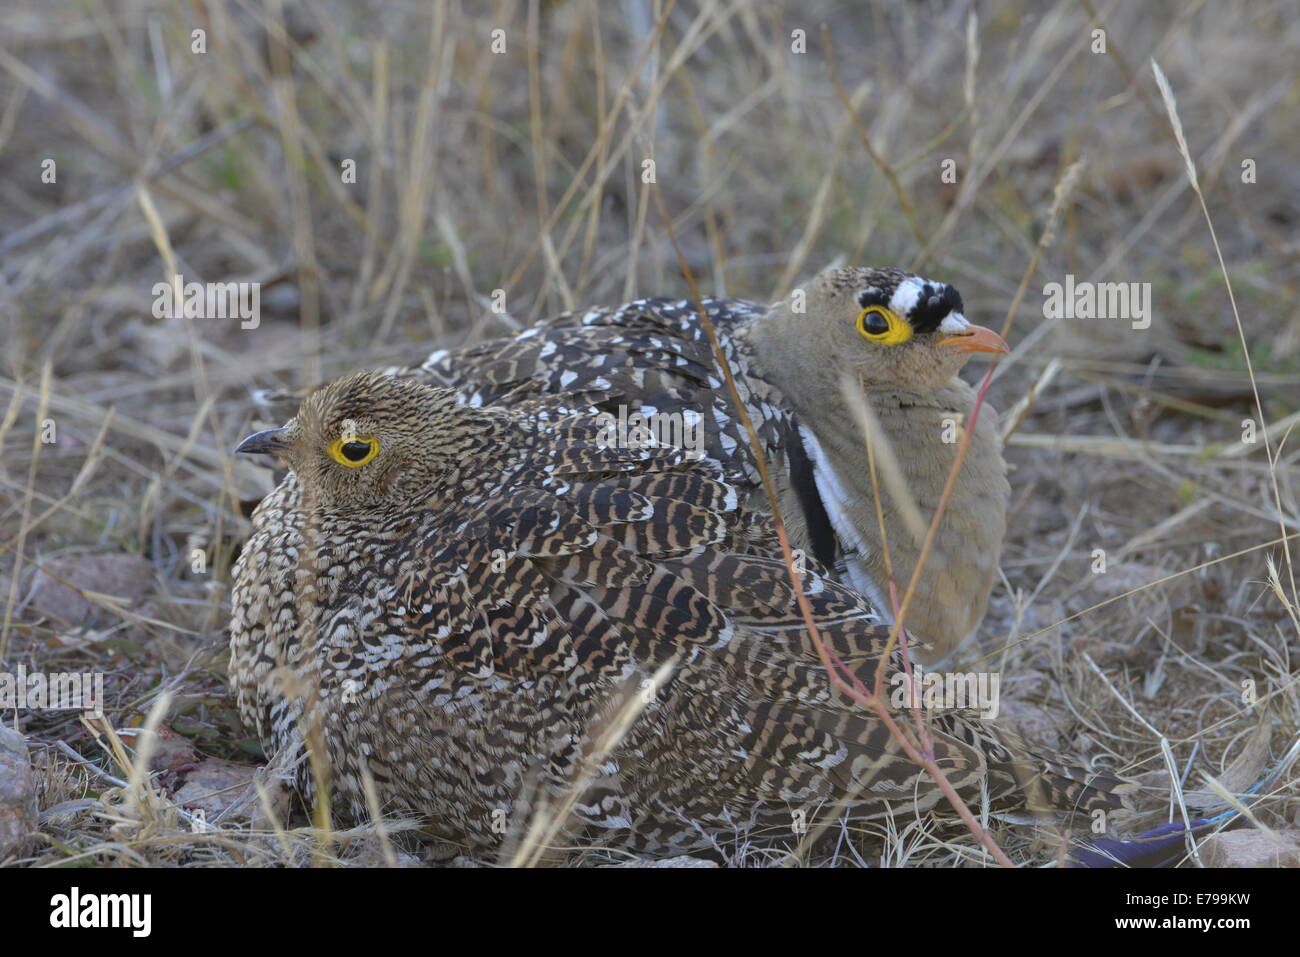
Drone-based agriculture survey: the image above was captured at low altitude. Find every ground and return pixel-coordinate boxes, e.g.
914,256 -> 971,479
1,0 -> 1297,867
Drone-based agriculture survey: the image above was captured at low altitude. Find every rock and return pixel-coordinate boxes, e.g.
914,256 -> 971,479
171,757 -> 291,830
0,727 -> 38,858
618,855 -> 719,868
1200,829 -> 1300,868
149,726 -> 200,773
26,552 -> 155,627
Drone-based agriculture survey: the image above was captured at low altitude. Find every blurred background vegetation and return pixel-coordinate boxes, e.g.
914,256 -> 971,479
1,0 -> 1297,866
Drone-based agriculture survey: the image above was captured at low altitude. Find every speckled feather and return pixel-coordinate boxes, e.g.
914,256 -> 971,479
231,372 -> 1129,856
251,270 -> 1010,664
406,271 -> 1009,664
417,295 -> 786,488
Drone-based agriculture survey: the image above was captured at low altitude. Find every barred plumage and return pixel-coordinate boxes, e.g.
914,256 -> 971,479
398,266 -> 1011,664
230,370 -> 1129,858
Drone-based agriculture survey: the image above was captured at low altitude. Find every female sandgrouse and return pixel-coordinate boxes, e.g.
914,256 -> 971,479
230,371 -> 1126,858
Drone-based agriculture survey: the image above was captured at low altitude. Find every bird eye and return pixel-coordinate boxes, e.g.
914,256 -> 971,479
328,435 -> 379,467
856,306 -> 911,346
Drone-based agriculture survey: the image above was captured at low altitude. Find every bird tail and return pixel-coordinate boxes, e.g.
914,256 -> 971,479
984,733 -> 1138,817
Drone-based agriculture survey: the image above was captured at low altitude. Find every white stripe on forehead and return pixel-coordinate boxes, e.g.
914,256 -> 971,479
887,277 -> 927,316
938,312 -> 971,335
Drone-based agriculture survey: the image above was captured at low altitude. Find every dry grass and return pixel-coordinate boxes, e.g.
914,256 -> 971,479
2,0 -> 1298,867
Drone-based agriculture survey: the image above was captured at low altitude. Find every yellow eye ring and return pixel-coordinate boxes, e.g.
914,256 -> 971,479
328,435 -> 380,468
856,305 -> 912,346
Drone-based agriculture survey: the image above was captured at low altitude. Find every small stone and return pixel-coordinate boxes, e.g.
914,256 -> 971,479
0,727 -> 38,858
172,757 -> 290,829
149,726 -> 200,773
26,552 -> 155,627
1200,829 -> 1300,868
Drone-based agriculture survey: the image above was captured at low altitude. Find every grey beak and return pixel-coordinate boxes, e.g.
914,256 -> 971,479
235,427 -> 293,456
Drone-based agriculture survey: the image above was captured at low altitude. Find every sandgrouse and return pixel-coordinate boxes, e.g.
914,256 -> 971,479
230,371 -> 1127,858
406,266 -> 1011,665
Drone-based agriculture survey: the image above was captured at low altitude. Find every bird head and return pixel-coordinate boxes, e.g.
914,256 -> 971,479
762,266 -> 1008,391
235,371 -> 478,508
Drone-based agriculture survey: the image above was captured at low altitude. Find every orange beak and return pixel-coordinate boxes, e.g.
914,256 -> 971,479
937,324 -> 1009,355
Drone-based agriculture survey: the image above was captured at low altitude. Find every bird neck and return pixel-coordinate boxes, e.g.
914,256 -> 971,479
740,318 -> 1007,662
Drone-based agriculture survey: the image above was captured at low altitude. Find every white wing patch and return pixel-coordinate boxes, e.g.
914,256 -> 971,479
798,425 -> 892,621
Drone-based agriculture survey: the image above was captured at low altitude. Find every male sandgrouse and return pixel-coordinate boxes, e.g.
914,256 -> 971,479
230,371 -> 1127,858
408,266 -> 1011,665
